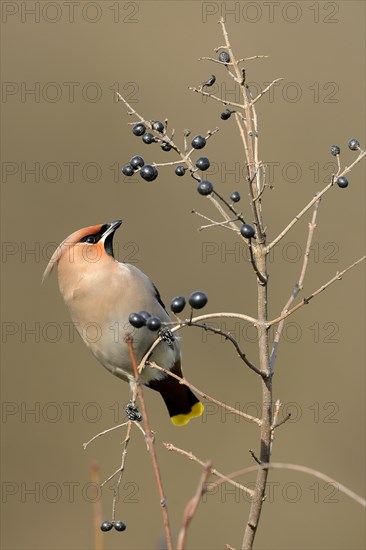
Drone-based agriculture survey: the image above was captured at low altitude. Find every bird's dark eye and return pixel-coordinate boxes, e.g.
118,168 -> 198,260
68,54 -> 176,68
85,235 -> 96,244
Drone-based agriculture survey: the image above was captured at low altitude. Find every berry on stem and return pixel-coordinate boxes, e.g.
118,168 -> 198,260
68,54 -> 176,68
348,138 -> 360,151
114,521 -> 126,532
240,224 -> 255,239
100,521 -> 113,532
203,75 -> 216,87
170,296 -> 186,314
195,157 -> 210,171
129,312 -> 146,328
146,316 -> 162,331
221,109 -> 232,120
161,143 -> 172,152
175,165 -> 186,176
188,291 -> 208,310
191,135 -> 206,149
336,176 -> 349,188
218,51 -> 230,63
153,120 -> 165,133
330,145 -> 340,156
130,155 -> 144,169
132,123 -> 146,137
230,191 -> 240,203
140,165 -> 158,181
122,164 -> 134,177
142,133 -> 155,144
197,180 -> 213,195
138,311 -> 151,321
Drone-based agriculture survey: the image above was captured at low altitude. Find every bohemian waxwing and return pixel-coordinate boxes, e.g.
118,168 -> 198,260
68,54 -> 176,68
43,220 -> 204,426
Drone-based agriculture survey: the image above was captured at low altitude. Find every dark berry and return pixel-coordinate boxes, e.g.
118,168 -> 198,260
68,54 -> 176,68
336,176 -> 349,188
330,145 -> 340,156
153,120 -> 165,133
101,521 -> 113,532
197,180 -> 213,195
188,291 -> 208,310
230,191 -> 241,203
142,133 -> 155,144
138,311 -> 151,321
175,165 -> 186,176
191,135 -> 206,150
348,138 -> 360,151
170,296 -> 186,314
204,75 -> 216,87
122,164 -> 134,176
146,316 -> 162,331
114,521 -> 126,532
221,109 -> 232,120
218,51 -> 230,63
140,165 -> 158,181
130,155 -> 144,169
129,312 -> 146,328
132,123 -> 146,137
240,224 -> 255,239
195,157 -> 210,171
161,143 -> 172,152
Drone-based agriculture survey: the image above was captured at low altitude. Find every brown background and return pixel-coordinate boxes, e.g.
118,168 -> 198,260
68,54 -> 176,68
1,1 -> 365,549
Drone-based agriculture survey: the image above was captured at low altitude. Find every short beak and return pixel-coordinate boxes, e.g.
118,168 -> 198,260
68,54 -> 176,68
102,220 -> 122,239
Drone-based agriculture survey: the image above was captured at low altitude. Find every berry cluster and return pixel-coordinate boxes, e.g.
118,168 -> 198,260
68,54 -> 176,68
122,155 -> 158,182
128,292 -> 208,331
330,138 -> 361,189
169,291 -> 208,313
101,520 -> 126,532
129,310 -> 162,331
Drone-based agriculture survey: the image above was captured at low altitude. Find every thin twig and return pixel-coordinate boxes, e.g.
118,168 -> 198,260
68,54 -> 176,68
111,420 -> 133,521
268,149 -> 366,251
177,462 -> 212,550
126,336 -> 173,550
269,198 -> 320,371
250,78 -> 284,106
208,462 -> 366,508
138,311 -> 262,375
164,443 -> 254,498
191,322 -> 265,377
149,362 -> 261,426
189,86 -> 243,109
90,462 -> 103,550
192,209 -> 239,233
268,256 -> 366,327
83,421 -> 130,449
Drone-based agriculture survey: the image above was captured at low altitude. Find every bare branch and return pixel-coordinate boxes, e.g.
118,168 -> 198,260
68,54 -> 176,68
189,86 -> 243,109
191,322 -> 264,377
268,256 -> 366,327
209,462 -> 366,508
268,148 -> 366,251
177,462 -> 212,550
269,198 -> 321,371
126,336 -> 173,550
164,443 -> 254,498
250,78 -> 284,106
149,361 -> 262,426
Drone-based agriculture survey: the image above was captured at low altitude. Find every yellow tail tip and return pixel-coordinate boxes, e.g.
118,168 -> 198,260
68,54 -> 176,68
171,402 -> 204,427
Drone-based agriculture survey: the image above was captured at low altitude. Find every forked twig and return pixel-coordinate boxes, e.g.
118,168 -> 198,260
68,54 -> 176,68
126,336 -> 173,550
164,443 -> 254,498
208,462 -> 366,508
177,462 -> 212,550
268,256 -> 366,327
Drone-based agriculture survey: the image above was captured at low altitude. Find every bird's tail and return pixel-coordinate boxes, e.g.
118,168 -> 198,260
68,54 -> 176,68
147,372 -> 204,426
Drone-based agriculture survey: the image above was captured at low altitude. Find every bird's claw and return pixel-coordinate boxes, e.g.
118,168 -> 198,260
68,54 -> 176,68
158,328 -> 175,348
125,401 -> 142,422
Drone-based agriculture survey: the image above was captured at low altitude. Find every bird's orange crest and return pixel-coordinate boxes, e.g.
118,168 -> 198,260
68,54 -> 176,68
42,224 -> 105,283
